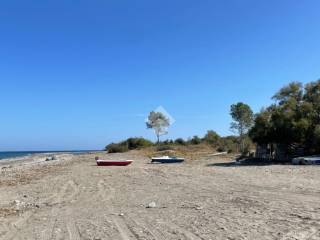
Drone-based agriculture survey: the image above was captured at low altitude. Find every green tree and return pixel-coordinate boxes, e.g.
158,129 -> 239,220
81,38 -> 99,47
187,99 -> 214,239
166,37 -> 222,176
272,82 -> 303,105
146,111 -> 170,143
174,138 -> 186,145
230,102 -> 254,153
203,130 -> 220,145
250,80 -> 320,155
190,135 -> 202,145
249,107 -> 274,145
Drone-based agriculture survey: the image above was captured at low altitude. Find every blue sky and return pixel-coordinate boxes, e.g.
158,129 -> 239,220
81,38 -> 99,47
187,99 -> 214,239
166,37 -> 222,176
1,0 -> 320,150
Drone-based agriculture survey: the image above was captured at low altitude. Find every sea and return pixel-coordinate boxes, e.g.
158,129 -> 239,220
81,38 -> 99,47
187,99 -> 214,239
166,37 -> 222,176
0,150 -> 97,160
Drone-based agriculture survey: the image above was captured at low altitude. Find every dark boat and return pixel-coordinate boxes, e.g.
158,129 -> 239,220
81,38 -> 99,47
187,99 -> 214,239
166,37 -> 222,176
151,156 -> 185,164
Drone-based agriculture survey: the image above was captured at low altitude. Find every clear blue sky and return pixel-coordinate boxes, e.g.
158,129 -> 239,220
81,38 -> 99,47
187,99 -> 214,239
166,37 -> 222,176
1,0 -> 320,151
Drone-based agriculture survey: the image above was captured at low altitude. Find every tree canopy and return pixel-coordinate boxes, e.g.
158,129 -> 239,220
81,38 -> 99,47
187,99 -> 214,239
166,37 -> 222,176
249,80 -> 320,155
230,102 -> 254,153
146,111 -> 170,143
203,130 -> 220,145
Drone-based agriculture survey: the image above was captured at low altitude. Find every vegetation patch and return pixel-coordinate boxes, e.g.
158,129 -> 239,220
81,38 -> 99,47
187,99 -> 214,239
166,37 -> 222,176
249,80 -> 320,156
105,137 -> 154,153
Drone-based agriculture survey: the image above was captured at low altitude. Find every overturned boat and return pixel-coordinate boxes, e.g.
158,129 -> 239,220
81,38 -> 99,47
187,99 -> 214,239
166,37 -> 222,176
151,156 -> 185,164
292,156 -> 320,165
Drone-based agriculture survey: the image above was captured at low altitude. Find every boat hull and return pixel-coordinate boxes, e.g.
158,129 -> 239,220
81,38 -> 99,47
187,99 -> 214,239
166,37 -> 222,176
292,156 -> 320,165
151,158 -> 184,164
96,160 -> 133,166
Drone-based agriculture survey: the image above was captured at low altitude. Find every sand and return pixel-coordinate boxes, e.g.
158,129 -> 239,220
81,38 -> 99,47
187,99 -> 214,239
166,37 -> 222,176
0,151 -> 319,240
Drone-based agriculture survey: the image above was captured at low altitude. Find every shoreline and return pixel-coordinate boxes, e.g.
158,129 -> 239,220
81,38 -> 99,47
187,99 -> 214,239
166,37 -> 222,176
0,151 -> 102,170
0,150 -> 101,161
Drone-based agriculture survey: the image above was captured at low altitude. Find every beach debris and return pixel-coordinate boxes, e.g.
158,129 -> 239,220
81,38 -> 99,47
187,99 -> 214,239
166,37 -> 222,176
147,202 -> 157,208
12,200 -> 40,210
13,200 -> 23,205
119,213 -> 124,216
45,155 -> 57,161
208,152 -> 228,156
181,203 -> 203,210
1,165 -> 13,170
12,200 -> 26,210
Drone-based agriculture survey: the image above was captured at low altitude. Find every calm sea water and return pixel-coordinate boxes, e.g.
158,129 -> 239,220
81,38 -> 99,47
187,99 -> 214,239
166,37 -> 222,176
0,150 -> 97,160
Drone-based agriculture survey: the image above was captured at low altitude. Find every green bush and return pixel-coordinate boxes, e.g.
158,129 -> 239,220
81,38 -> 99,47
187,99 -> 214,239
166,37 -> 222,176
174,138 -> 186,145
161,140 -> 174,145
105,137 -> 153,153
105,142 -> 128,153
189,136 -> 202,145
217,146 -> 227,152
127,137 -> 153,150
216,136 -> 239,153
204,130 -> 220,145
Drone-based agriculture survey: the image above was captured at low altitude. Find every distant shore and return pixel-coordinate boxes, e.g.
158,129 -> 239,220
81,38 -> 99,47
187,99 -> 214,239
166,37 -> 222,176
0,151 -> 102,170
0,150 -> 100,161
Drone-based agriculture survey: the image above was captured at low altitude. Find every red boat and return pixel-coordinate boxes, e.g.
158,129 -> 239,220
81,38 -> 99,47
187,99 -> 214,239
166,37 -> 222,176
96,158 -> 133,166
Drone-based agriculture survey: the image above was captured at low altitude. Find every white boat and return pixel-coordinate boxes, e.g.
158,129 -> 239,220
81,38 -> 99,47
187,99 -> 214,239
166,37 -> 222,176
151,156 -> 185,164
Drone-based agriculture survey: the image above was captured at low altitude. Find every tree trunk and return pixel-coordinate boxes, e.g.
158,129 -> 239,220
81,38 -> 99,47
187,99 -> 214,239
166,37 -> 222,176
239,125 -> 244,154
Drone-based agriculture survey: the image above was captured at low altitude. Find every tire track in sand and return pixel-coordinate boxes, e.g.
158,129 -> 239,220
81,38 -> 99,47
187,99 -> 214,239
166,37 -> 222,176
97,179 -> 116,202
281,227 -> 319,240
98,179 -> 166,240
128,216 -> 166,240
0,222 -> 10,238
41,180 -> 80,240
98,179 -> 139,240
0,211 -> 34,240
65,210 -> 81,240
97,177 -> 203,240
112,216 -> 134,240
54,180 -> 80,205
163,222 -> 204,240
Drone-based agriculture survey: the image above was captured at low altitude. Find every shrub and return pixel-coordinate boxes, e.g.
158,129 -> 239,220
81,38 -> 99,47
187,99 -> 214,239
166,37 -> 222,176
105,142 -> 128,153
217,146 -> 227,152
162,140 -> 169,145
127,137 -> 153,150
105,137 -> 153,153
174,138 -> 186,145
203,130 -> 220,145
216,136 -> 239,153
189,136 -> 202,145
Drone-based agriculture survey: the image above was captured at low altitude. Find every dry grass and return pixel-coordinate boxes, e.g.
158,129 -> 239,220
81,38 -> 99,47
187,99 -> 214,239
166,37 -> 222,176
0,207 -> 18,217
133,143 -> 221,160
0,164 -> 63,187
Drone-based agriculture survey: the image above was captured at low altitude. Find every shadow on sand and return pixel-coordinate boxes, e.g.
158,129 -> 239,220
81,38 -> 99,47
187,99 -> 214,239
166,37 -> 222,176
206,158 -> 290,167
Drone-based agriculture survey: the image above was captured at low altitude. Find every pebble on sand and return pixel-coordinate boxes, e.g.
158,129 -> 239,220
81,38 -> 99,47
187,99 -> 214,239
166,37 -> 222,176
147,202 -> 157,208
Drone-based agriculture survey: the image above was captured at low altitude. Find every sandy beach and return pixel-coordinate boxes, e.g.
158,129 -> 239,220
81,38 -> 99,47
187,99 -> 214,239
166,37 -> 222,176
0,152 -> 319,240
